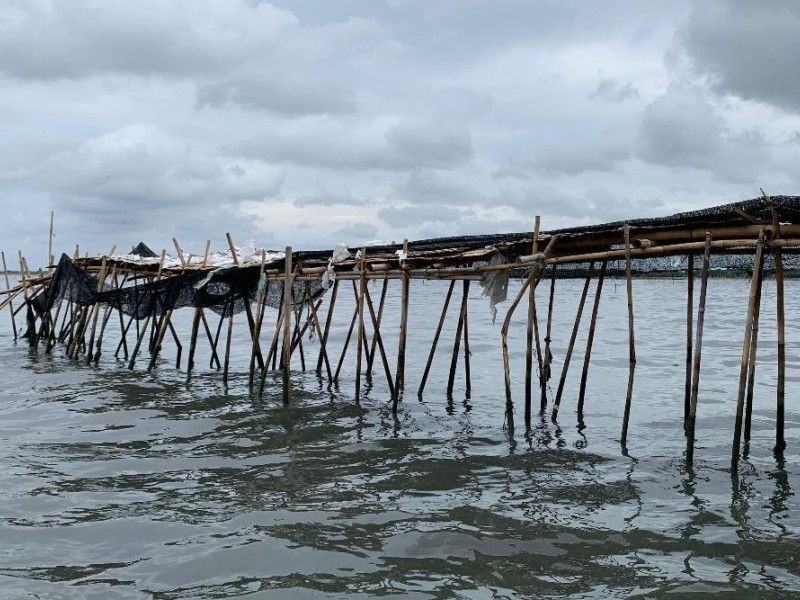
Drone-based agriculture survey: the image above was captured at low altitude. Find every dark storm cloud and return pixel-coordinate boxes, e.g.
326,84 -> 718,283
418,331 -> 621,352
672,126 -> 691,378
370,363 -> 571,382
681,0 -> 800,112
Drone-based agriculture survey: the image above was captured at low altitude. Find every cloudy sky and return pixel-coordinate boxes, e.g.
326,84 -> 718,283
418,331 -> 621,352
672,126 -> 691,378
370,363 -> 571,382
2,0 -> 800,267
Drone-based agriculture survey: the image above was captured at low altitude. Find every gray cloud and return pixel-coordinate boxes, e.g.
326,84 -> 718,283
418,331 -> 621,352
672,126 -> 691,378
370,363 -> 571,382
238,118 -> 473,171
635,85 -> 768,182
332,221 -> 380,243
392,170 -> 485,206
528,136 -> 631,177
378,204 -> 473,228
590,79 -> 640,102
681,0 -> 800,112
294,189 -> 365,207
197,73 -> 357,116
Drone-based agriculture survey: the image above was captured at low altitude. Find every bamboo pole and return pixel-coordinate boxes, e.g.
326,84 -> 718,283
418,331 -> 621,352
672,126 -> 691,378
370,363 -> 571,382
172,238 -> 186,268
355,249 -> 367,401
732,233 -> 765,471
187,306 -> 202,373
127,250 -> 165,370
2,252 -> 18,340
223,305 -> 234,383
447,279 -> 470,398
577,261 -> 607,417
621,224 -> 636,446
282,247 -> 292,404
685,252 -> 694,419
392,239 -> 410,412
463,280 -> 471,395
226,233 -> 240,266
363,283 -> 395,396
418,280 -> 456,398
90,265 -> 119,362
773,207 -> 786,453
551,262 -> 595,421
48,211 -> 54,271
305,280 -> 332,383
147,308 -> 173,372
525,216 -> 541,424
743,241 -> 766,444
316,278 -> 339,381
334,299 -> 359,383
366,277 -> 389,376
203,240 -> 211,267
502,235 -> 559,419
541,265 -> 556,411
686,233 -> 712,464
84,257 -> 110,364
249,250 -> 268,387
201,310 -> 222,369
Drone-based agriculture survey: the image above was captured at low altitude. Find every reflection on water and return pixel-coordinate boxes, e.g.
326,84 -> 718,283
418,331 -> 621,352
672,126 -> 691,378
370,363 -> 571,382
0,279 -> 798,598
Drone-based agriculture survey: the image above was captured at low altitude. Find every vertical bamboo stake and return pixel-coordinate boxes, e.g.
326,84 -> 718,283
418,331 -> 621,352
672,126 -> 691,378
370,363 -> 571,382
773,207 -> 786,453
355,248 -> 367,401
363,282 -> 395,397
463,280 -> 471,395
447,279 -> 470,398
525,216 -> 541,424
743,241 -> 766,444
541,265 -> 557,411
48,211 -> 54,270
187,306 -> 201,373
1,252 -> 18,340
366,277 -> 389,376
552,262 -> 595,420
226,233 -> 240,266
304,280 -> 333,382
392,239 -> 410,412
686,233 -> 712,464
418,280 -> 456,397
621,224 -> 636,446
223,305 -> 234,383
172,238 -> 186,268
249,250 -> 268,386
148,308 -> 173,371
317,279 -> 339,380
685,252 -> 694,419
203,240 -> 211,267
732,233 -> 765,471
577,260 -> 607,417
128,250 -> 165,370
84,257 -> 109,364
282,247 -> 292,404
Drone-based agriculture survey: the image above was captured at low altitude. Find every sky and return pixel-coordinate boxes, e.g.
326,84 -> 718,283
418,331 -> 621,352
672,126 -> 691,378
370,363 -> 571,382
2,0 -> 800,267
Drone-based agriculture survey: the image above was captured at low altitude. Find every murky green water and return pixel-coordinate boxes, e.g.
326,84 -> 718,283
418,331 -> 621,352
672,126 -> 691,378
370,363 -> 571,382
0,278 -> 798,598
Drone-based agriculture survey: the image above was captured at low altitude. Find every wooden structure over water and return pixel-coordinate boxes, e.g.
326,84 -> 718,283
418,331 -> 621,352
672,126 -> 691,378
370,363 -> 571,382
2,193 -> 797,471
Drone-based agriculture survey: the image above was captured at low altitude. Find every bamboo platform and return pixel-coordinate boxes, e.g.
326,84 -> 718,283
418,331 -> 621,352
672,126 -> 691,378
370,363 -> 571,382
2,193 -> 797,471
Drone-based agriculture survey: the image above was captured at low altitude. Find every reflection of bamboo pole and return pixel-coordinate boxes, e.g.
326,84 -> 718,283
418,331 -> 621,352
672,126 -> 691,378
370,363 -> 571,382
732,233 -> 765,470
621,224 -> 636,446
2,252 -> 18,340
552,262 -> 595,420
578,261 -> 606,417
773,207 -> 786,453
743,241 -> 766,444
684,253 -> 694,419
541,265 -> 556,411
392,239 -> 410,412
282,247 -> 292,404
686,233 -> 712,464
418,280 -> 455,397
525,216 -> 541,423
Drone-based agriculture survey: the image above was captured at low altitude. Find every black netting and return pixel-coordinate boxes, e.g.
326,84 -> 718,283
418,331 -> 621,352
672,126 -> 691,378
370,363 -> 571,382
130,242 -> 157,258
28,254 -> 326,338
